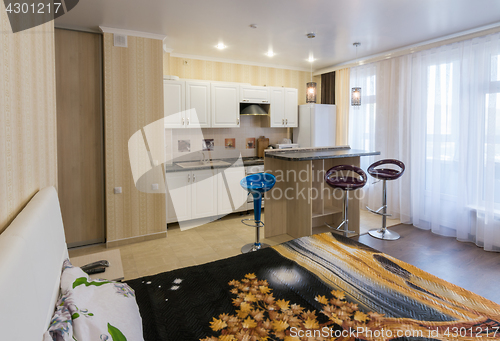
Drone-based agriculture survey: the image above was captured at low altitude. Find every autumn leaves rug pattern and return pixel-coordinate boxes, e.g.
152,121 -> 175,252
127,233 -> 500,341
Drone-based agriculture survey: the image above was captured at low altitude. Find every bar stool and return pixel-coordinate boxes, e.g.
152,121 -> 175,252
240,173 -> 276,253
366,159 -> 405,240
324,165 -> 367,237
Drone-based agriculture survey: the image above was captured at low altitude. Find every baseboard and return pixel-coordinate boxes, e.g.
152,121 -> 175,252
106,231 -> 167,248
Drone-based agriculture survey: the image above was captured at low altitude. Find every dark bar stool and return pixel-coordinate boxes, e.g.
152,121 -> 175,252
240,173 -> 276,253
366,159 -> 405,240
324,165 -> 367,237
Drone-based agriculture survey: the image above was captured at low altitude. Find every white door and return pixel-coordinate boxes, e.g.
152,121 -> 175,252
165,171 -> 191,222
218,167 -> 247,215
211,83 -> 240,127
191,169 -> 218,219
186,81 -> 210,128
284,88 -> 298,127
270,87 -> 285,127
240,86 -> 270,103
164,80 -> 186,128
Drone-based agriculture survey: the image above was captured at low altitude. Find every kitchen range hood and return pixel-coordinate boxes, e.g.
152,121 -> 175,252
240,103 -> 269,116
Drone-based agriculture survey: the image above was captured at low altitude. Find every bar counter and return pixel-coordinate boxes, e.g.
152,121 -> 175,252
263,146 -> 380,238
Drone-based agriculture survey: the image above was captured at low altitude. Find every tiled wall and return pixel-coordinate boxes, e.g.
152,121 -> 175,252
166,116 -> 288,162
0,7 -> 57,233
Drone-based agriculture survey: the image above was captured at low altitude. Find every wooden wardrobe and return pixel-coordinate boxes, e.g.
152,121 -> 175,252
55,29 -> 105,247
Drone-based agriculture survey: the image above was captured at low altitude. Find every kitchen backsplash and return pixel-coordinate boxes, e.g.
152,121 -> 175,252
165,115 -> 288,163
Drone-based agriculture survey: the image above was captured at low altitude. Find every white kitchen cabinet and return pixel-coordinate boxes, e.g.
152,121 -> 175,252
284,88 -> 298,127
166,169 -> 218,222
186,81 -> 210,128
270,87 -> 285,127
269,87 -> 298,127
218,167 -> 248,215
163,80 -> 186,128
211,83 -> 240,127
166,189 -> 177,223
165,171 -> 191,222
240,86 -> 270,103
191,169 -> 218,219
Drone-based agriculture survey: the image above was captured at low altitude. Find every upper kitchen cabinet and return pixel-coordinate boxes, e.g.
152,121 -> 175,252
270,88 -> 285,127
186,81 -> 210,128
284,88 -> 298,127
211,83 -> 240,127
163,80 -> 186,128
164,80 -> 211,128
269,87 -> 298,127
240,86 -> 270,103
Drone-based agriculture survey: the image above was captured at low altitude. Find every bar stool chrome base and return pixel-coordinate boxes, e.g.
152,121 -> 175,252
241,242 -> 270,253
368,228 -> 400,240
241,219 -> 268,253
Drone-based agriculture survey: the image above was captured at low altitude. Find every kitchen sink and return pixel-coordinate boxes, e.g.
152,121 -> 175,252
176,160 -> 231,169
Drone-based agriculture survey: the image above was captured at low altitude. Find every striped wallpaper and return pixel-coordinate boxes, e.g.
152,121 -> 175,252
0,5 -> 57,233
103,33 -> 166,245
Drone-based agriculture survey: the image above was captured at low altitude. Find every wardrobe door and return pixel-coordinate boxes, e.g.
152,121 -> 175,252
55,29 -> 105,247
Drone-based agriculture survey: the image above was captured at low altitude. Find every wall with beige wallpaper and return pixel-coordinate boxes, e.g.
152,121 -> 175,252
103,33 -> 166,245
164,54 -> 321,105
0,7 -> 57,233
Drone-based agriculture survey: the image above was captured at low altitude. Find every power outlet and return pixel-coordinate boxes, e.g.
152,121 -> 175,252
151,183 -> 159,191
114,187 -> 122,194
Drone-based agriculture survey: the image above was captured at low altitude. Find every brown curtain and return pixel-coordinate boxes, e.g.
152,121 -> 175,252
321,71 -> 335,104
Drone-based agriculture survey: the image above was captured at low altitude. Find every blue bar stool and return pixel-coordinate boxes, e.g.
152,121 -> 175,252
324,165 -> 367,237
240,173 -> 276,253
366,159 -> 405,240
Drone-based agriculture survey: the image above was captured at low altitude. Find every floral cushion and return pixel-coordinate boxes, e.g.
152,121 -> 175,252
46,259 -> 143,341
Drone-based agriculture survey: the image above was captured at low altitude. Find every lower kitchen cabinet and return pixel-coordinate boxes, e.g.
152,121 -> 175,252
191,169 -> 218,219
165,171 -> 192,222
165,167 -> 249,224
218,167 -> 248,215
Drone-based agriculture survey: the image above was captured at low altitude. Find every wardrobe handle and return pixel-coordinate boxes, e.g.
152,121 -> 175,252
187,174 -> 190,182
282,118 -> 284,125
286,118 -> 288,125
193,174 -> 196,182
187,117 -> 190,126
237,118 -> 240,125
181,118 -> 184,126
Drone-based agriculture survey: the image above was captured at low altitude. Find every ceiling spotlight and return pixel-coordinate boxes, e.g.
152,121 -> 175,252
308,56 -> 315,62
250,24 -> 258,29
215,43 -> 226,50
307,32 -> 316,39
266,51 -> 275,57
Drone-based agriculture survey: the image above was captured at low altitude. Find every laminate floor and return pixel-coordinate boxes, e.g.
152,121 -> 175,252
355,224 -> 500,304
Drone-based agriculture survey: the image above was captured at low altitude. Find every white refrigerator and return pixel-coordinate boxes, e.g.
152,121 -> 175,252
293,104 -> 337,148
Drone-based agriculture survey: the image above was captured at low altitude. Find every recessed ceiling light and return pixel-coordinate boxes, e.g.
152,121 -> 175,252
266,51 -> 275,57
308,56 -> 315,62
215,43 -> 226,50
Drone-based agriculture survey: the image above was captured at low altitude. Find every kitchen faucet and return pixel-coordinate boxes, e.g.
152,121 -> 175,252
200,150 -> 209,164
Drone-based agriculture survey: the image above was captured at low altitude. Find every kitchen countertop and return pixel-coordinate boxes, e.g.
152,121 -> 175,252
165,157 -> 264,173
264,146 -> 380,161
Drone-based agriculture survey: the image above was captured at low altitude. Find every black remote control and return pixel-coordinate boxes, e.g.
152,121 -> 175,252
81,260 -> 110,272
85,266 -> 106,275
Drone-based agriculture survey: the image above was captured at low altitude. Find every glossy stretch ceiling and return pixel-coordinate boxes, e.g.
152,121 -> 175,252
55,0 -> 500,71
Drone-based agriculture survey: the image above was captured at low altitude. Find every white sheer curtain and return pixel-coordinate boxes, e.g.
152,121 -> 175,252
349,32 -> 500,251
349,57 -> 412,224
